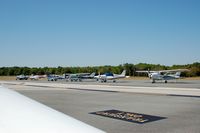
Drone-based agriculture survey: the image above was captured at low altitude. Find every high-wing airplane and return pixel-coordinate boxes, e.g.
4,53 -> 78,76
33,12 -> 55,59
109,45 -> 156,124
137,69 -> 189,83
29,74 -> 47,80
80,72 -> 96,79
0,86 -> 106,133
47,74 -> 66,81
66,72 -> 96,82
94,70 -> 126,82
16,74 -> 29,80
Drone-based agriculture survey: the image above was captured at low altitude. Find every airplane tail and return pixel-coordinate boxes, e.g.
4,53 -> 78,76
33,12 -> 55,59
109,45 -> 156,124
147,69 -> 153,79
175,72 -> 181,78
147,69 -> 151,78
90,72 -> 96,77
121,70 -> 126,76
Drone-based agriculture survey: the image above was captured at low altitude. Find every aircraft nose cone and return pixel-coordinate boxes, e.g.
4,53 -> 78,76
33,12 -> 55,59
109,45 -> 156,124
148,74 -> 152,79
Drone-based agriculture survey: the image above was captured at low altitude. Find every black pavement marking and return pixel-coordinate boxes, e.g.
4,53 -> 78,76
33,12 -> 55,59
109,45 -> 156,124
90,109 -> 166,124
67,88 -> 119,93
168,94 -> 200,98
26,85 -> 54,88
3,83 -> 18,85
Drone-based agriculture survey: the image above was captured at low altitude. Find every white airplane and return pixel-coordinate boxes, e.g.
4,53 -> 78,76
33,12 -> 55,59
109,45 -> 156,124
16,75 -> 29,80
137,69 -> 189,83
81,72 -> 96,79
65,72 -> 95,82
94,70 -> 126,82
0,86 -> 106,133
29,74 -> 47,80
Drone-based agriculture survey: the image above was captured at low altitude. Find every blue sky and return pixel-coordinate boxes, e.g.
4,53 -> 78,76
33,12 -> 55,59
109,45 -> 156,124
0,0 -> 199,67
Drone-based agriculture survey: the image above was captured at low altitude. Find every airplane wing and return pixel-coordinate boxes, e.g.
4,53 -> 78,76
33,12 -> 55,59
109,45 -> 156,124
0,86 -> 105,133
137,69 -> 189,73
77,73 -> 91,76
81,72 -> 96,79
158,69 -> 189,73
136,70 -> 157,73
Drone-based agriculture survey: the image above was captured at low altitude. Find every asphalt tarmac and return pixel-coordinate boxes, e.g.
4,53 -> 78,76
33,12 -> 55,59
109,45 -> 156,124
1,79 -> 200,133
13,78 -> 200,89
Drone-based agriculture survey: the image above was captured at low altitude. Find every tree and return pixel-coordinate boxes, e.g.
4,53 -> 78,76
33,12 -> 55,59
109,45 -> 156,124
0,62 -> 199,77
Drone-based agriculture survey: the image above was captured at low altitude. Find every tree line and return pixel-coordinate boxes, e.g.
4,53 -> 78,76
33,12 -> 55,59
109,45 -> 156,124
0,62 -> 199,77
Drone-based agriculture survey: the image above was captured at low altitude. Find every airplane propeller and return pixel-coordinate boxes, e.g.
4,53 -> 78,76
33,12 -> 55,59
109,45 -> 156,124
147,68 -> 152,79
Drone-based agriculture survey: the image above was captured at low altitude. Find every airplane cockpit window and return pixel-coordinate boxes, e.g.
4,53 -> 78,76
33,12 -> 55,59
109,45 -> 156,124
105,73 -> 114,76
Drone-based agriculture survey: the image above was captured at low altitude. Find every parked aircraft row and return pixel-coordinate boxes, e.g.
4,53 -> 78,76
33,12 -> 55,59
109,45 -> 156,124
47,70 -> 127,82
47,73 -> 94,82
16,69 -> 189,83
16,74 -> 47,80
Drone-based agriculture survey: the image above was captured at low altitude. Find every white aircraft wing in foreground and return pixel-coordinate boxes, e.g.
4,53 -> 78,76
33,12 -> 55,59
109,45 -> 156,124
0,86 -> 105,133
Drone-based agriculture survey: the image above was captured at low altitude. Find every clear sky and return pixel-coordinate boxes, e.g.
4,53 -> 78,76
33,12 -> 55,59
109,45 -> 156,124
0,0 -> 199,67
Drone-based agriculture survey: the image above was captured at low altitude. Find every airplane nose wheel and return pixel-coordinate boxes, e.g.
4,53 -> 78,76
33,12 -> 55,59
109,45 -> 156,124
165,80 -> 167,83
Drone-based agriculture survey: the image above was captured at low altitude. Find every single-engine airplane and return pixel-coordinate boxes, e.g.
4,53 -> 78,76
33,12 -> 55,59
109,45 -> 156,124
137,69 -> 189,83
29,74 -> 47,80
66,72 -> 96,82
94,70 -> 126,82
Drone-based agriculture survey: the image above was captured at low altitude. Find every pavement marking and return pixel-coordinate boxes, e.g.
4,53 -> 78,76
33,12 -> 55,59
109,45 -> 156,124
167,94 -> 200,98
90,109 -> 166,124
1,81 -> 200,97
66,88 -> 119,93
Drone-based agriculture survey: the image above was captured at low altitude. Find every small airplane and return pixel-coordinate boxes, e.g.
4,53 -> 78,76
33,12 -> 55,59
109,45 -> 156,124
136,69 -> 189,83
94,70 -> 126,82
29,74 -> 47,80
0,86 -> 106,133
47,74 -> 66,81
80,72 -> 96,79
66,72 -> 96,82
16,74 -> 29,80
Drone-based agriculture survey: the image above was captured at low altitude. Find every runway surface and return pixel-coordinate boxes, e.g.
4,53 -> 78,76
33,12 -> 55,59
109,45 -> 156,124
4,78 -> 200,88
1,79 -> 200,133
